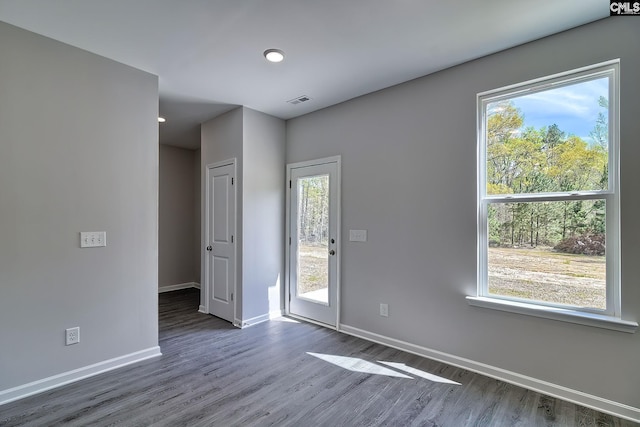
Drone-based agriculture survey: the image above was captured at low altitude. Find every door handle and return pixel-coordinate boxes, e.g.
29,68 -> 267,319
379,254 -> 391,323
206,245 -> 212,251
329,249 -> 336,256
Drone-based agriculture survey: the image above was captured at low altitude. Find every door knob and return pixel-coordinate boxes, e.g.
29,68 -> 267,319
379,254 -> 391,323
329,249 -> 336,256
206,245 -> 212,251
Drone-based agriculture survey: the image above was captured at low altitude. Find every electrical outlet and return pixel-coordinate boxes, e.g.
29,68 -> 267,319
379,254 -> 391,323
66,327 -> 80,345
380,303 -> 389,317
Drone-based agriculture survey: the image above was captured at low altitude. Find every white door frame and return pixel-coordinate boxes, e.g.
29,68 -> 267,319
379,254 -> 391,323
203,158 -> 237,322
285,155 -> 341,329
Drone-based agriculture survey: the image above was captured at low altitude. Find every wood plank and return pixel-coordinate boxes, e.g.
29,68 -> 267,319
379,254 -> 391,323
0,289 -> 636,427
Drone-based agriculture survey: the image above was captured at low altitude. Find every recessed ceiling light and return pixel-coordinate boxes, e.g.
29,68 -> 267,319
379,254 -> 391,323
158,117 -> 166,123
264,49 -> 285,63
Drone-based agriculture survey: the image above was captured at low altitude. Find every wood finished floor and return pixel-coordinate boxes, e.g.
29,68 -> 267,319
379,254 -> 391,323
1,289 -> 636,427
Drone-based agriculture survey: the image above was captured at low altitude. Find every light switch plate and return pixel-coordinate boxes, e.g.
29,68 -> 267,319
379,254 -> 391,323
380,303 -> 389,317
349,229 -> 367,242
80,231 -> 107,248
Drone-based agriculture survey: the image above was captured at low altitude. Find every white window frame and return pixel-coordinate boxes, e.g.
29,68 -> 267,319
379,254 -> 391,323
467,60 -> 637,333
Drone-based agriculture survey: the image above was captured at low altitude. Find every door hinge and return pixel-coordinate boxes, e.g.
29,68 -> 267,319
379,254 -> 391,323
289,293 -> 291,302
231,235 -> 234,243
231,293 -> 234,301
232,177 -> 234,185
289,180 -> 291,189
289,237 -> 291,245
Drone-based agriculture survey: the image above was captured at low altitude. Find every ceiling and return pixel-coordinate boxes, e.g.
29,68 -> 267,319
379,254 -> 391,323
0,1 -> 608,150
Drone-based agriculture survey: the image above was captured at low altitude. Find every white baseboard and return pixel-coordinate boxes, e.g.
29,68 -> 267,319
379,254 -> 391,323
198,305 -> 207,314
0,346 -> 162,406
238,313 -> 270,328
235,310 -> 283,328
159,282 -> 200,293
339,324 -> 640,424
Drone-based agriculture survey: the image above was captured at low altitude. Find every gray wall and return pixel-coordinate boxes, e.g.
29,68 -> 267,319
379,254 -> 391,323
242,107 -> 286,319
0,22 -> 159,390
200,108 -> 244,316
286,17 -> 639,409
159,145 -> 198,288
200,107 -> 285,323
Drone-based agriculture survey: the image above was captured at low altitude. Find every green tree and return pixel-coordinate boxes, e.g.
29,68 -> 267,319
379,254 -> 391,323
589,96 -> 609,148
485,97 -> 608,248
486,101 -> 524,193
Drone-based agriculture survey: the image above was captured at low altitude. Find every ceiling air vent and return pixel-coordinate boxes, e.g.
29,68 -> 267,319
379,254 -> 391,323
287,95 -> 311,105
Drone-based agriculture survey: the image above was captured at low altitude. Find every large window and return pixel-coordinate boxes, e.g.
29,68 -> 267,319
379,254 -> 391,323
471,61 -> 631,330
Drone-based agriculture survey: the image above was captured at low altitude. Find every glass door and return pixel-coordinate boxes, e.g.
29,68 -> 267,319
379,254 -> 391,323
287,158 -> 340,326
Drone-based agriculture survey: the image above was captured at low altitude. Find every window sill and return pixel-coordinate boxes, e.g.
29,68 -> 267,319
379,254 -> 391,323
466,296 -> 637,333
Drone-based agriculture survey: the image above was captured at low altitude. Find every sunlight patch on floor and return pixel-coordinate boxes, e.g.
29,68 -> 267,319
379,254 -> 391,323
378,361 -> 461,385
272,317 -> 300,323
307,352 -> 412,378
306,352 -> 462,384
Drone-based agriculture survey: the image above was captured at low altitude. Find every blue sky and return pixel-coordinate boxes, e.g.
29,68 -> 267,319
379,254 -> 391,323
510,77 -> 608,141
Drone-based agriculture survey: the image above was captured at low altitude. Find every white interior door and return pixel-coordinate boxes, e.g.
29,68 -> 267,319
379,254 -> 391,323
287,157 -> 340,327
206,161 -> 235,323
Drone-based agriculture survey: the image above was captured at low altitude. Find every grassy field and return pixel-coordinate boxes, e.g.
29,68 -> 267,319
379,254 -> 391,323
297,244 -> 606,309
489,246 -> 606,309
298,244 -> 329,294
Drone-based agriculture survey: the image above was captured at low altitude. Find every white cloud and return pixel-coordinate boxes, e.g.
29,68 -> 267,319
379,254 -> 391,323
510,77 -> 608,136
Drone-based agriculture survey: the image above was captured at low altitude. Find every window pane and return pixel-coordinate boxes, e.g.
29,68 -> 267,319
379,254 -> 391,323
486,77 -> 609,195
297,175 -> 329,304
487,200 -> 606,310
